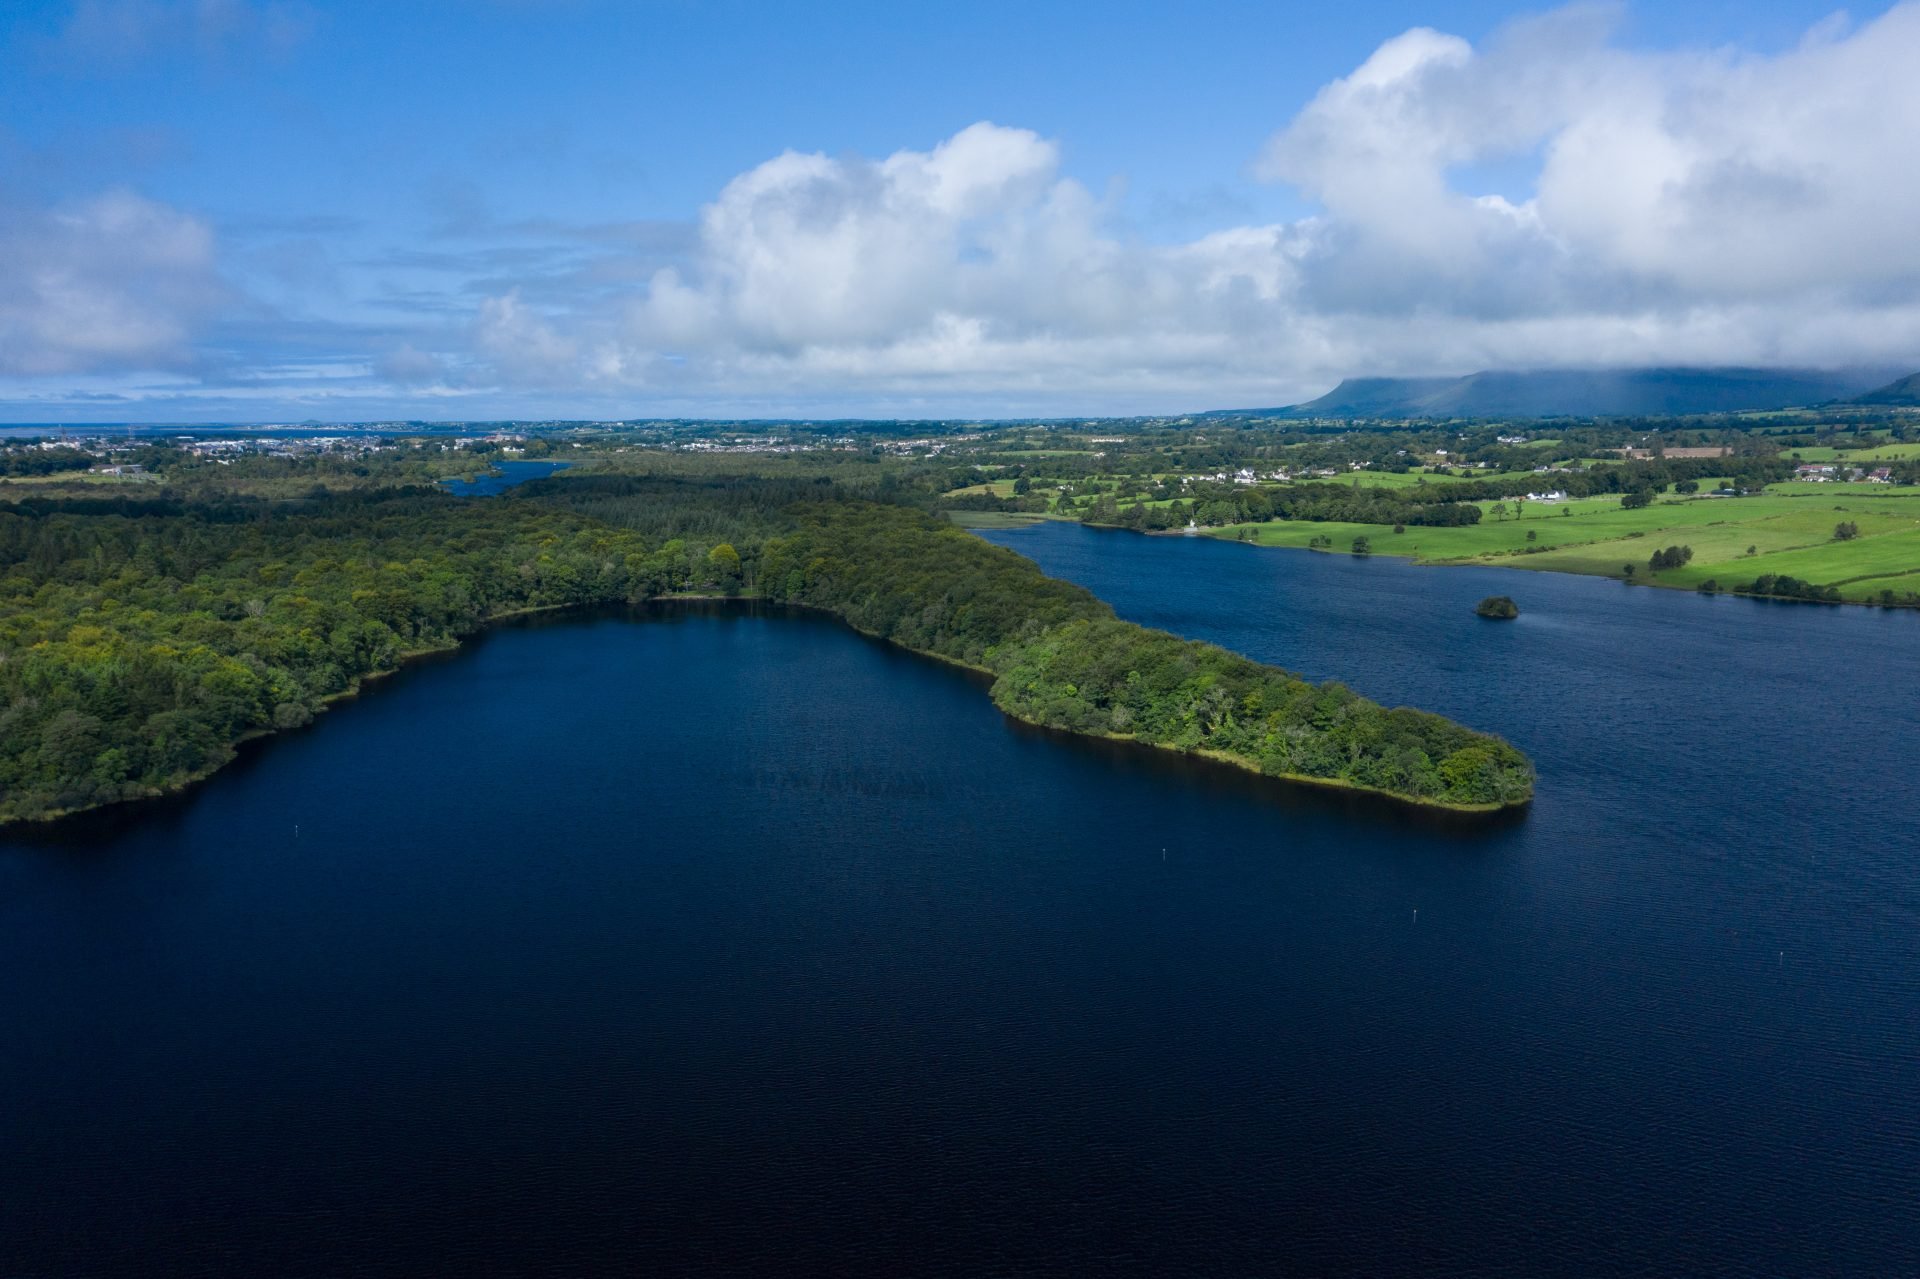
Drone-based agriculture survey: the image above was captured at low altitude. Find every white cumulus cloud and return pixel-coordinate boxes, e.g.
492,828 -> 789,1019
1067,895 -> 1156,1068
474,122 -> 1302,405
454,3 -> 1920,411
1261,2 -> 1920,316
14,3 -> 1920,416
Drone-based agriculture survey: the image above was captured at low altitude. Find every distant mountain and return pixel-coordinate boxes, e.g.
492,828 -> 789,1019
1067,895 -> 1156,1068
1213,367 -> 1906,419
1851,371 -> 1920,406
1257,376 -> 1460,417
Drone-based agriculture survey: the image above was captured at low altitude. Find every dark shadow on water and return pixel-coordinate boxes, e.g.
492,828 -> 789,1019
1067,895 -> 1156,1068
999,715 -> 1530,839
1,599 -> 881,851
665,599 -> 1527,837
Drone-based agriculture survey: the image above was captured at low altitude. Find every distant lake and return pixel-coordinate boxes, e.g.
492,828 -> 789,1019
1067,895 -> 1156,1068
3,525 -> 1917,1275
440,458 -> 569,496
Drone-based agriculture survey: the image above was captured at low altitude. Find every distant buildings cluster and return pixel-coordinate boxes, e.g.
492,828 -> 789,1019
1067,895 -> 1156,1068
182,436 -> 399,461
1794,462 -> 1895,483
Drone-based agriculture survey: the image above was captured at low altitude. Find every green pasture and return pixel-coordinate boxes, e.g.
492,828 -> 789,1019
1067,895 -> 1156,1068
944,478 -> 1019,498
1842,569 -> 1920,599
1205,488 -> 1920,597
1676,526 -> 1920,586
1779,443 -> 1920,464
944,510 -> 1049,529
1850,441 -> 1920,461
0,471 -> 160,487
1763,481 -> 1908,495
1354,468 -> 1545,490
1326,470 -> 1430,489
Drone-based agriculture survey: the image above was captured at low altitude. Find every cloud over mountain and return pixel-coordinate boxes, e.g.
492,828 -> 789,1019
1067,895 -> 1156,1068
8,2 -> 1920,416
1260,3 -> 1920,312
445,3 -> 1920,411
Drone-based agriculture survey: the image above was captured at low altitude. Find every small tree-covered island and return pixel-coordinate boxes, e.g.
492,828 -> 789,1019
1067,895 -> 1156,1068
0,439 -> 1533,825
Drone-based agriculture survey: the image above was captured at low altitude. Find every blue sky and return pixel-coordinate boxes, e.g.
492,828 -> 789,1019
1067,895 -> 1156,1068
2,0 -> 1917,421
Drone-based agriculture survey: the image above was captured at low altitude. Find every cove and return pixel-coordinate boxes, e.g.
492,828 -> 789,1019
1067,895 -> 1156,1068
440,458 -> 570,497
3,533 -> 1918,1275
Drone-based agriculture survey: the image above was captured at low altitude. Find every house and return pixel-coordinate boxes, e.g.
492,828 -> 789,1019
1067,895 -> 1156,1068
1869,468 -> 1894,484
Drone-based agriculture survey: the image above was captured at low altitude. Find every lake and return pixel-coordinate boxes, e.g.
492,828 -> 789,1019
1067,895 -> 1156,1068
3,523 -> 1916,1276
440,459 -> 570,496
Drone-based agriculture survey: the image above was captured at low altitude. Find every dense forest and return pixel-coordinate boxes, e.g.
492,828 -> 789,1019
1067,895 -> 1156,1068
0,489 -> 699,822
1065,484 -> 1489,531
0,468 -> 1533,823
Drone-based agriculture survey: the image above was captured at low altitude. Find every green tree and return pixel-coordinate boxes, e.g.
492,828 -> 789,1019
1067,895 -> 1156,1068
707,542 -> 743,586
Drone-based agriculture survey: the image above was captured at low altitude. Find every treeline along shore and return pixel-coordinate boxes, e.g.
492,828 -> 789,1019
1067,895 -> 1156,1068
0,462 -> 1531,826
762,505 -> 1531,810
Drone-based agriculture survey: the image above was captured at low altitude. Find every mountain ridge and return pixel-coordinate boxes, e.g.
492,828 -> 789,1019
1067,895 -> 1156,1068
1209,367 -> 1908,419
1851,371 -> 1920,406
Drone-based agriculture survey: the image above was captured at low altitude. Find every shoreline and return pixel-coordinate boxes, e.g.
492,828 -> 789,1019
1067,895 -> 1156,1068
0,600 -> 585,831
745,594 -> 1524,815
1063,520 -> 1920,611
1002,727 -> 1519,815
2,592 -> 1527,837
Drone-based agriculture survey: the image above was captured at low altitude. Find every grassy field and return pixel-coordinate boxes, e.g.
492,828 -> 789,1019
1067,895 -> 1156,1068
1328,470 -> 1430,489
944,510 -> 1050,529
943,478 -> 1019,498
1685,527 -> 1920,592
0,470 -> 162,487
1851,441 -> 1920,461
1204,490 -> 1920,603
1852,569 -> 1920,596
1782,442 -> 1920,463
1335,469 -> 1542,490
1763,481 -> 1909,495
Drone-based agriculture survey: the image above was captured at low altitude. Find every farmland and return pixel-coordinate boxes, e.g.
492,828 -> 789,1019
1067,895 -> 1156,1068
1205,491 -> 1920,602
911,409 -> 1920,608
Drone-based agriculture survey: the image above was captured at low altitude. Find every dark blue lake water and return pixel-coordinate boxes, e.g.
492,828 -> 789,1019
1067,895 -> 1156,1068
440,459 -> 569,496
3,524 -> 1916,1276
